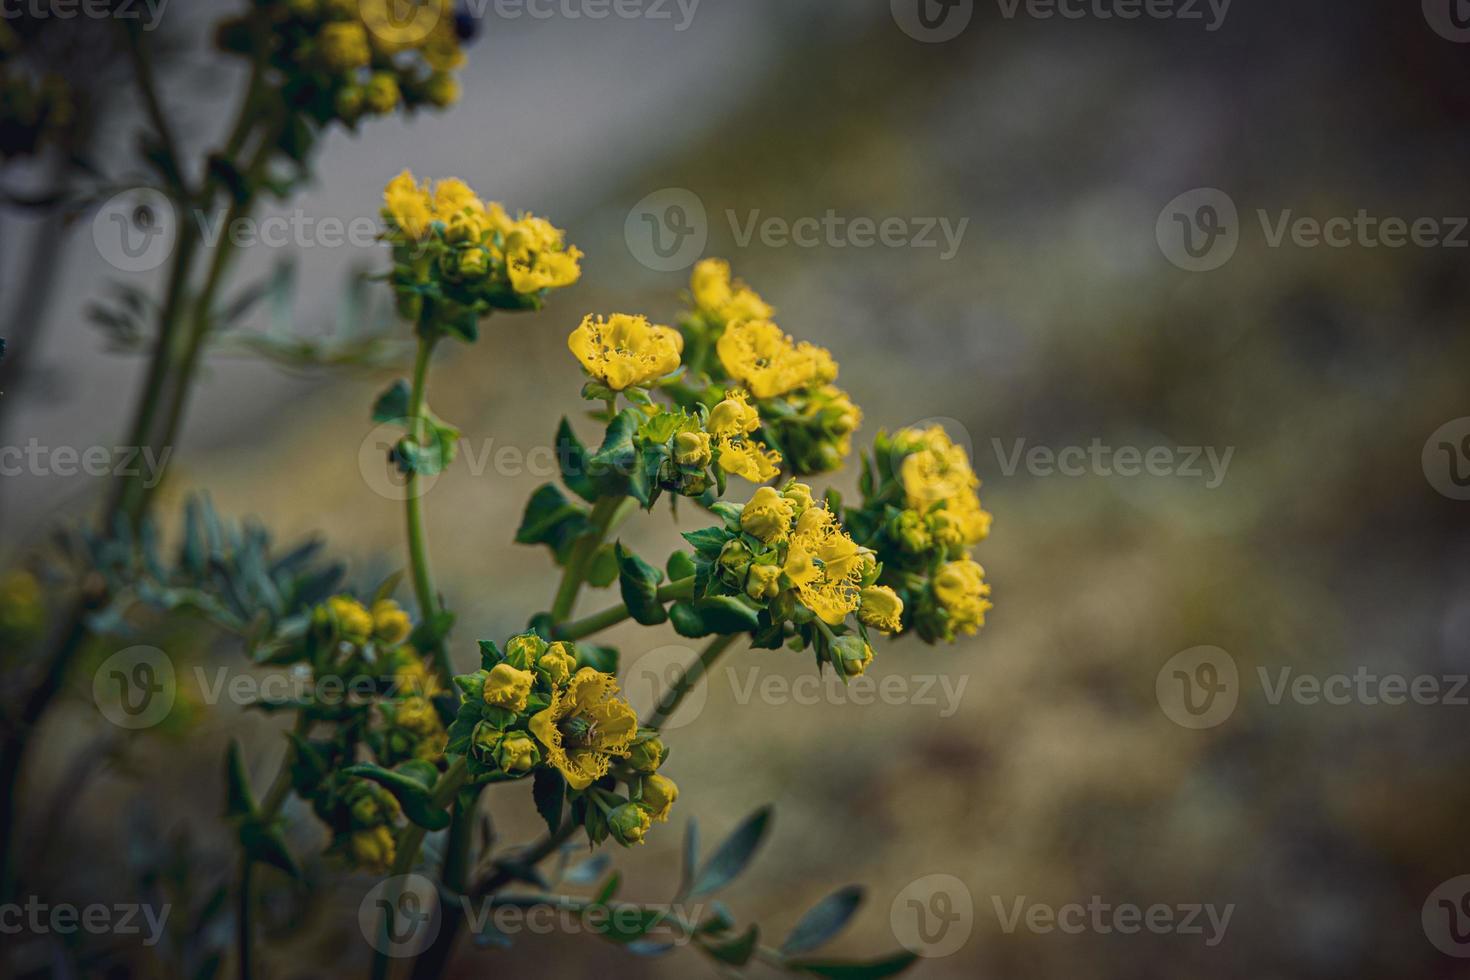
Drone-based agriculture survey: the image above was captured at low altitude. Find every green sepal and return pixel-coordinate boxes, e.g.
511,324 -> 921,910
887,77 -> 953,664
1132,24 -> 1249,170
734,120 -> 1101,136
342,763 -> 451,831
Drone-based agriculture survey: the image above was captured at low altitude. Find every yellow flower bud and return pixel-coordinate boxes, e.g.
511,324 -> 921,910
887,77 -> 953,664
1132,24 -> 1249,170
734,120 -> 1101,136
933,560 -> 992,637
709,394 -> 758,435
483,663 -> 534,712
505,632 -> 548,670
364,71 -> 401,114
538,642 -> 577,686
892,509 -> 932,554
745,563 -> 783,602
328,596 -> 374,645
781,482 -> 817,516
639,774 -> 678,823
673,430 -> 713,467
609,802 -> 652,846
832,635 -> 874,677
494,731 -> 540,774
627,733 -> 666,773
425,72 -> 460,108
740,486 -> 794,543
858,586 -> 904,634
395,696 -> 440,736
335,85 -> 364,119
350,826 -> 397,873
372,599 -> 413,646
318,21 -> 371,71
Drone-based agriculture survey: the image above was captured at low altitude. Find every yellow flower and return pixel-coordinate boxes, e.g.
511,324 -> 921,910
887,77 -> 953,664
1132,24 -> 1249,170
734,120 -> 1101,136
372,599 -> 413,646
741,486 -> 795,543
716,320 -> 838,400
783,508 -> 863,625
414,730 -> 449,762
328,596 -> 374,644
933,559 -> 992,636
708,389 -> 781,483
434,177 -> 485,223
350,826 -> 396,873
538,642 -> 577,686
673,430 -> 713,467
858,586 -> 904,634
483,663 -> 534,712
505,632 -> 548,669
318,21 -> 371,70
781,482 -> 817,516
639,774 -> 678,823
898,427 -> 991,546
395,696 -> 441,737
528,668 -> 638,790
384,170 -> 434,240
508,247 -> 583,293
690,258 -> 773,322
568,314 -> 683,391
394,656 -> 441,698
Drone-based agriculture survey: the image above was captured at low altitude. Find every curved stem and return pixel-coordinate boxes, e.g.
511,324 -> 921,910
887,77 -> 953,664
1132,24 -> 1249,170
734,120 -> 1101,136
553,577 -> 695,642
647,634 -> 738,729
549,496 -> 635,623
404,335 -> 451,682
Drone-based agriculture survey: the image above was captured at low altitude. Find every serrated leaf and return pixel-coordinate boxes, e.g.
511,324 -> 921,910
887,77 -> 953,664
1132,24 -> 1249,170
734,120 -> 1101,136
689,806 -> 772,899
780,886 -> 865,956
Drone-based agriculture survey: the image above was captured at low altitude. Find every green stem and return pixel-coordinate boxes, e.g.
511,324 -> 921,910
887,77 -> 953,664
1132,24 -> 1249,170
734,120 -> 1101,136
549,496 -> 634,623
236,854 -> 254,980
470,821 -> 580,899
647,634 -> 738,729
404,334 -> 451,682
553,577 -> 696,642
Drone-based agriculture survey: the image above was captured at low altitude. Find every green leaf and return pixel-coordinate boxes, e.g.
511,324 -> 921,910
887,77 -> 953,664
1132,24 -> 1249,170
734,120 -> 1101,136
586,543 -> 620,588
616,543 -> 668,626
709,501 -> 744,531
239,819 -> 301,878
594,871 -> 622,906
394,414 -> 460,477
681,527 -> 728,560
702,924 -> 759,966
679,818 -> 700,900
589,410 -> 640,487
343,764 -> 451,831
669,597 -> 759,638
372,380 -> 411,424
532,768 -> 565,835
688,806 -> 773,898
666,550 -> 696,582
786,950 -> 921,979
224,740 -> 255,819
586,904 -> 666,945
516,484 -> 592,564
577,644 -> 619,674
780,886 -> 865,956
556,419 -> 599,503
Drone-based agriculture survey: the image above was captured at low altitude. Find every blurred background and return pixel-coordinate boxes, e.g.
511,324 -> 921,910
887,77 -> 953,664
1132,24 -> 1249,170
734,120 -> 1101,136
3,0 -> 1470,976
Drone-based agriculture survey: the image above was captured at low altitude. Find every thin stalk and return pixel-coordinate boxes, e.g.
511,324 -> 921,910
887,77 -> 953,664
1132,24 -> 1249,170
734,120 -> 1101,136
647,634 -> 738,729
403,335 -> 451,682
553,577 -> 695,642
236,854 -> 254,980
549,495 -> 634,623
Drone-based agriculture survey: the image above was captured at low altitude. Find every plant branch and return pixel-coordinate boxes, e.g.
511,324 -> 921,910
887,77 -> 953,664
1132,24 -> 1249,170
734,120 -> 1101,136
552,577 -> 695,642
648,633 -> 739,729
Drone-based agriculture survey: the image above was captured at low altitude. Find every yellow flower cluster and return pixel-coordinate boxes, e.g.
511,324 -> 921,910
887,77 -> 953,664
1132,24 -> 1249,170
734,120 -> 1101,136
568,314 -> 683,391
933,558 -> 992,635
784,506 -> 867,626
690,258 -> 774,324
897,426 -> 993,548
708,389 -> 781,483
528,667 -> 640,790
716,319 -> 839,400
